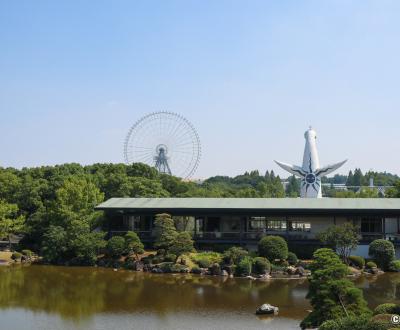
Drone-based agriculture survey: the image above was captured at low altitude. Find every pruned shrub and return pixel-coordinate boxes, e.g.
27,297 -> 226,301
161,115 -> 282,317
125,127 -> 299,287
11,252 -> 22,261
191,252 -> 222,268
258,236 -> 288,261
366,261 -> 377,269
252,257 -> 270,275
369,239 -> 395,270
210,263 -> 221,275
348,255 -> 365,269
319,315 -> 384,330
151,256 -> 163,264
389,260 -> 400,272
222,247 -> 248,265
373,303 -> 400,315
21,249 -> 33,257
164,254 -> 177,262
196,257 -> 211,268
191,265 -> 202,274
235,256 -> 252,276
287,252 -> 298,265
160,262 -> 188,273
106,236 -> 127,258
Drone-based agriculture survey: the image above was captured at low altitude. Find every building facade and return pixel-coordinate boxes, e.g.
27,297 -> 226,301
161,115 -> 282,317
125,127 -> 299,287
96,198 -> 400,257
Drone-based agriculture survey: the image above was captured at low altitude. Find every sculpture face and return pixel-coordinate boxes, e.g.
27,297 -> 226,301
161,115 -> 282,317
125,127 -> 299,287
275,127 -> 347,198
305,173 -> 316,184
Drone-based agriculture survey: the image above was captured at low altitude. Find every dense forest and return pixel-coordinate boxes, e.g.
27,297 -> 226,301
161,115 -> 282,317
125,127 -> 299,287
0,162 -> 400,261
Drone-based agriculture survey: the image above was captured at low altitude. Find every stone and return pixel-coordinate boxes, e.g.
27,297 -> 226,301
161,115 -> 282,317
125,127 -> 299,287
259,274 -> 271,280
295,266 -> 306,277
221,270 -> 229,276
256,304 -> 279,315
286,266 -> 297,275
246,275 -> 256,280
134,261 -> 144,272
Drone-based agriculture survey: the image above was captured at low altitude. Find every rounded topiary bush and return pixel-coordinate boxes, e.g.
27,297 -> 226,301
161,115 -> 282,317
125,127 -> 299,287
348,255 -> 365,269
210,263 -> 221,275
11,252 -> 22,261
258,236 -> 288,261
287,252 -> 298,265
389,260 -> 400,272
164,254 -> 177,262
369,239 -> 395,270
235,256 -> 252,276
373,303 -> 400,315
366,261 -> 377,269
191,265 -> 202,274
106,236 -> 126,258
319,315 -> 380,330
196,257 -> 211,268
252,257 -> 270,275
21,249 -> 33,257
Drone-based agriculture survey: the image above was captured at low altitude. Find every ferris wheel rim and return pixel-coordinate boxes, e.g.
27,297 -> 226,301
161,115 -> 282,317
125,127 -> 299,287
123,111 -> 201,179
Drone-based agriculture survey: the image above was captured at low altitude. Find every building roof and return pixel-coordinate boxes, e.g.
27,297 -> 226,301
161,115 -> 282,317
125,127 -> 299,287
96,198 -> 400,214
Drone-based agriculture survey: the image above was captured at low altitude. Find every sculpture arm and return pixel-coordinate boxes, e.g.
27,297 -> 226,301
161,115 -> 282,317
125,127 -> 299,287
315,160 -> 347,177
274,160 -> 307,178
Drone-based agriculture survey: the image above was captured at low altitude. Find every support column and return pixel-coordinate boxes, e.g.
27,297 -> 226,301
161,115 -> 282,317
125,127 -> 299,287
285,216 -> 289,241
383,217 -> 386,239
194,216 -> 198,239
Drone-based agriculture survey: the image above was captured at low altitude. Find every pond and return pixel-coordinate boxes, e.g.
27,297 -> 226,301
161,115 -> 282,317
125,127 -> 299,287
0,265 -> 399,330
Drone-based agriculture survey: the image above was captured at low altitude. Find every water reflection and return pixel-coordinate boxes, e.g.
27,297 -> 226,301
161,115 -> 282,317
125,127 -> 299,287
0,265 -> 309,320
3,266 -> 400,329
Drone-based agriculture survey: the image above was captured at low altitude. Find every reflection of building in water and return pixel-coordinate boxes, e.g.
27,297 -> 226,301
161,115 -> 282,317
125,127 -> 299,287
97,197 -> 400,258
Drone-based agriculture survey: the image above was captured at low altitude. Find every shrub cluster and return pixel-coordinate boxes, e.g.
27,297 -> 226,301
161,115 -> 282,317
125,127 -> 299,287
388,260 -> 400,272
252,257 -> 270,275
366,261 -> 377,269
373,303 -> 400,315
11,252 -> 22,260
235,256 -> 253,276
287,252 -> 298,265
348,255 -> 365,269
369,239 -> 395,271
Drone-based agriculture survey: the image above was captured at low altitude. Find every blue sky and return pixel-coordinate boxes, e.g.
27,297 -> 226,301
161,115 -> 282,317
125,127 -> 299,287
1,1 -> 400,178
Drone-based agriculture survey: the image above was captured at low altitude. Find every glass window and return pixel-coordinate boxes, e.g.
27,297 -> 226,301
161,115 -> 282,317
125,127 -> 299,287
267,219 -> 287,231
361,218 -> 382,233
248,217 -> 266,231
289,221 -> 311,232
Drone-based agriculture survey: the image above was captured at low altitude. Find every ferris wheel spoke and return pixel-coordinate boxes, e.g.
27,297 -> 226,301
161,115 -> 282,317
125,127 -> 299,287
124,112 -> 201,179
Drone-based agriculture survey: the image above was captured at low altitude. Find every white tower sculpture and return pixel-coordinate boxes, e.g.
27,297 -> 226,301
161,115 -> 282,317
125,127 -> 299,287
275,127 -> 347,198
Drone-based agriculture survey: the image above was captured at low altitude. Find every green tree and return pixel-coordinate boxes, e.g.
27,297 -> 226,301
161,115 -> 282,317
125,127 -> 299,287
124,231 -> 144,260
258,236 -> 288,261
386,180 -> 400,197
153,213 -> 178,251
317,223 -> 360,264
0,200 -> 25,249
169,232 -> 195,262
41,225 -> 68,264
300,248 -> 370,329
286,175 -> 300,197
369,239 -> 395,271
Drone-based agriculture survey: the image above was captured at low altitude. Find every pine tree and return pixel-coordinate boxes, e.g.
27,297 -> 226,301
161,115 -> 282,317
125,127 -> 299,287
153,213 -> 178,251
300,248 -> 370,329
286,175 -> 300,197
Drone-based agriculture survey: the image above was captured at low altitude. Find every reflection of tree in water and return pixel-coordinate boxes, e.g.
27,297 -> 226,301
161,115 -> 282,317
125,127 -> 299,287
0,266 -> 312,321
355,274 -> 400,308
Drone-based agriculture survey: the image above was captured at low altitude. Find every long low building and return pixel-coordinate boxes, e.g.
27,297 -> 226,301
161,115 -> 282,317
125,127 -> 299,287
95,197 -> 400,257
